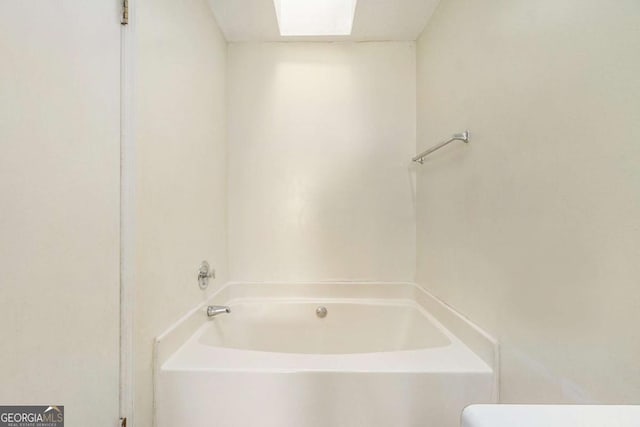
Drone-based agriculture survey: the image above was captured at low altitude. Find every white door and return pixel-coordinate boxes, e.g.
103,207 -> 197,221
0,1 -> 121,425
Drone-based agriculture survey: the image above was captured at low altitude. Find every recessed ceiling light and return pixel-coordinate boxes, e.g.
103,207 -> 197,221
273,0 -> 358,36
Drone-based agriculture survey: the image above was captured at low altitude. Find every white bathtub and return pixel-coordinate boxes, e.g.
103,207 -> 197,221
202,299 -> 451,354
155,283 -> 498,427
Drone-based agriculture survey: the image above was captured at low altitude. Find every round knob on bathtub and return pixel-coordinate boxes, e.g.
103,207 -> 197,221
316,306 -> 327,318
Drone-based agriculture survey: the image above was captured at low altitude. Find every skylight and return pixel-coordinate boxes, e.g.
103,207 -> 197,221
273,0 -> 358,36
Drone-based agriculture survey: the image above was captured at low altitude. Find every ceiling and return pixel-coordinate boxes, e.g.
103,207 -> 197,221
207,0 -> 442,42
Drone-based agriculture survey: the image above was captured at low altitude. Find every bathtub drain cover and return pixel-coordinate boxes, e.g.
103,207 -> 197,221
316,306 -> 327,318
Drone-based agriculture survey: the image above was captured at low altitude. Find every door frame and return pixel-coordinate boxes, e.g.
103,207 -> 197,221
120,0 -> 136,423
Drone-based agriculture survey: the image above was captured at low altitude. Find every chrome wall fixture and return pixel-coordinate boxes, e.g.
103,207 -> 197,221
412,131 -> 470,164
207,305 -> 230,318
198,261 -> 215,290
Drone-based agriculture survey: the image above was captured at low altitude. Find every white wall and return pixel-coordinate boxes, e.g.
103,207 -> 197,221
416,0 -> 640,403
135,0 -> 228,424
228,42 -> 416,282
0,1 -> 121,425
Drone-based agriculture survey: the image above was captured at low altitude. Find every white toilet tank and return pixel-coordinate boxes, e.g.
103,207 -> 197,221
461,404 -> 640,427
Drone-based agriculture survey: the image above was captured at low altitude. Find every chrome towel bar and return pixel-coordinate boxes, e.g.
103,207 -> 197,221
412,131 -> 470,164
